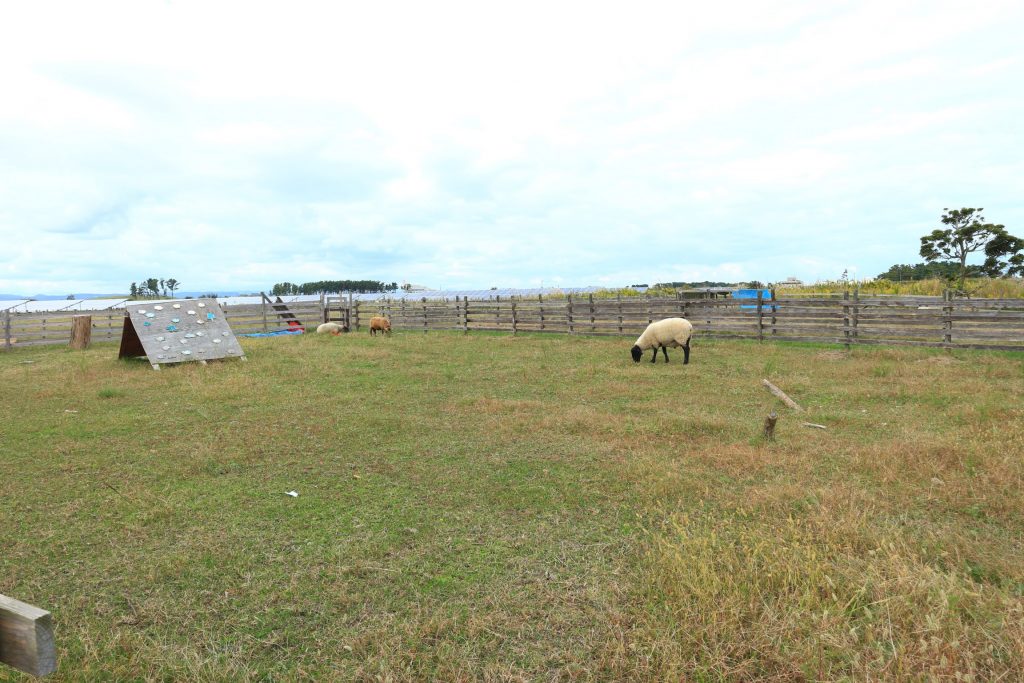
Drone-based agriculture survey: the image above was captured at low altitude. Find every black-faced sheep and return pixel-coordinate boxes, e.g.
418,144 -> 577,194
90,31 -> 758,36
630,317 -> 693,364
369,316 -> 391,336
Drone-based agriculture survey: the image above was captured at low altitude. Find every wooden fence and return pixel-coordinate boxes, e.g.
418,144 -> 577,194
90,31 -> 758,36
4,292 -> 1024,352
331,291 -> 1024,351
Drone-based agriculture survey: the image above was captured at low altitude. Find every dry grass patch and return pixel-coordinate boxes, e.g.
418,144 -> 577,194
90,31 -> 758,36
2,333 -> 1023,680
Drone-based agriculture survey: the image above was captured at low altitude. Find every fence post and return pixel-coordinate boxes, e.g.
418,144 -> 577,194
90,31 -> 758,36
3,309 -> 10,350
843,289 -> 850,349
567,294 -> 574,335
538,294 -> 545,331
512,300 -> 517,336
646,294 -> 652,324
261,292 -> 268,333
588,294 -> 595,334
770,287 -> 777,337
852,286 -> 859,343
422,297 -> 428,333
943,289 -> 953,346
69,314 -> 92,350
756,290 -> 764,343
463,296 -> 469,334
617,294 -> 623,335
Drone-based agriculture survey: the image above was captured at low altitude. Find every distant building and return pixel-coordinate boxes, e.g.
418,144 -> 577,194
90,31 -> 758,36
777,276 -> 804,287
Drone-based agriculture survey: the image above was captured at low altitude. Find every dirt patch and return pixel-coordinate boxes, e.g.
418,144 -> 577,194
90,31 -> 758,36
914,355 -> 964,365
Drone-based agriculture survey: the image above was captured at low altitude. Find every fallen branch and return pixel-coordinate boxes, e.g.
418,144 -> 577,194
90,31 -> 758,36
802,422 -> 827,430
762,379 -> 804,412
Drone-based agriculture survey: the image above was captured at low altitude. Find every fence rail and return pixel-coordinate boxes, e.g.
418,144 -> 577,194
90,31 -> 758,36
4,292 -> 1024,352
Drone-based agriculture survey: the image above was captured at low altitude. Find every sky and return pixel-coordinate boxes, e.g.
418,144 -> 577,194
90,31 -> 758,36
2,0 -> 1023,296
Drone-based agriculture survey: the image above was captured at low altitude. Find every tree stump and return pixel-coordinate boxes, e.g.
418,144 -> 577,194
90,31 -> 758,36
763,410 -> 778,440
69,315 -> 92,350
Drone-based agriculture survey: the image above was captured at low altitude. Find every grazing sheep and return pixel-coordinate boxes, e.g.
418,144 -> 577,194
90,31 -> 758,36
369,316 -> 392,336
316,322 -> 346,335
630,317 -> 693,364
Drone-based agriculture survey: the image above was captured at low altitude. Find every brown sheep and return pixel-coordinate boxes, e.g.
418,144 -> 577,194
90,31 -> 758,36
369,316 -> 391,336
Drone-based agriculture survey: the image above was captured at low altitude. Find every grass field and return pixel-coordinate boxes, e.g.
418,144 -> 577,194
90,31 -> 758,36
2,331 -> 1023,681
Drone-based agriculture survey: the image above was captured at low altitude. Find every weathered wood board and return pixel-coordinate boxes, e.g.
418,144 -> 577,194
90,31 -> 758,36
0,593 -> 56,676
118,299 -> 245,368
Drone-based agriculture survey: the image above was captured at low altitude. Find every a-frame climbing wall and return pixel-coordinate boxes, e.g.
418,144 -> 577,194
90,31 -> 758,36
118,298 -> 246,370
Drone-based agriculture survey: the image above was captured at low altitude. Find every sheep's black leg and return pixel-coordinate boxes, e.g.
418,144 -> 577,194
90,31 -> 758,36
650,347 -> 657,363
662,346 -> 669,362
683,342 -> 690,365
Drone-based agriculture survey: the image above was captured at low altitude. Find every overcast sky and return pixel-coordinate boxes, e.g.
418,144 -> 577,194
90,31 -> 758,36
2,1 -> 1022,296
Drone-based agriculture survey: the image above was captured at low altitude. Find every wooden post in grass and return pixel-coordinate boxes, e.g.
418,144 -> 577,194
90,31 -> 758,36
422,297 -> 428,334
0,594 -> 56,677
567,295 -> 574,335
462,297 -> 469,334
763,410 -> 778,440
511,300 -> 518,335
617,294 -> 623,335
260,293 -> 268,333
538,294 -> 545,331
69,314 -> 91,350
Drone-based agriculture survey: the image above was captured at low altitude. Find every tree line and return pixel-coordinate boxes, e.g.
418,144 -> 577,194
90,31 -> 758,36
130,278 -> 180,298
271,280 -> 400,295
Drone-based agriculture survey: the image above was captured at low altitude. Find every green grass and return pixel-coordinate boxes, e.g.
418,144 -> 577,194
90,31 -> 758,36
2,332 -> 1023,680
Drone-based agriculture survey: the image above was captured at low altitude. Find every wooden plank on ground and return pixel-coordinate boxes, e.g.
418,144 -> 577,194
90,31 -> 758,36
0,594 -> 56,676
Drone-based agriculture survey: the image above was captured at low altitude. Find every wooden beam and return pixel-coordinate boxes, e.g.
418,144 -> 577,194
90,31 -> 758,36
0,593 -> 56,676
762,379 -> 805,412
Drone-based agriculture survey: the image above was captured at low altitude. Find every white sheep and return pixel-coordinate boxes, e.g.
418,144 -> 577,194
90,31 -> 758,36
630,317 -> 693,364
316,322 -> 346,335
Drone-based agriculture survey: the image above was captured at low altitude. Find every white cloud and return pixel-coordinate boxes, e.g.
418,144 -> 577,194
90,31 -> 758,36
2,0 -> 1023,294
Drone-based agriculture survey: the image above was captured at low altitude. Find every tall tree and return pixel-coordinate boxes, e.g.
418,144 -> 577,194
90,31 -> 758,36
920,208 -> 1022,292
130,282 -> 138,298
165,278 -> 180,297
145,278 -> 160,298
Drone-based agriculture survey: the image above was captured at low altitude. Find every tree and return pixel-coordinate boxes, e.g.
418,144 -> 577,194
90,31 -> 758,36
144,278 -> 160,298
130,282 -> 138,298
165,278 -> 180,297
920,208 -> 1022,292
876,262 -> 970,281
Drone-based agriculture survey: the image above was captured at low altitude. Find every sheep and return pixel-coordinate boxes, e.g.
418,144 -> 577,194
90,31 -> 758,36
316,322 -> 346,335
630,317 -> 693,364
369,316 -> 392,336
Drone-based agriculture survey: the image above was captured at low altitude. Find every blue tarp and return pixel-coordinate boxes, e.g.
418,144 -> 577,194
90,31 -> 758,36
734,289 -> 776,311
242,329 -> 305,338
